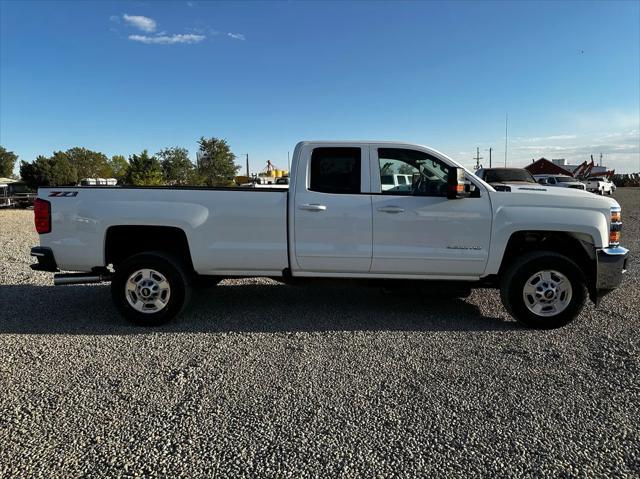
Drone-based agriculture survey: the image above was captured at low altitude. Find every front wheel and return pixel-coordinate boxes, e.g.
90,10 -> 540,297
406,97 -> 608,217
500,251 -> 587,329
111,251 -> 192,326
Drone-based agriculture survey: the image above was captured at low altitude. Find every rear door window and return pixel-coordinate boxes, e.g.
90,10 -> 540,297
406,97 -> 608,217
309,147 -> 361,194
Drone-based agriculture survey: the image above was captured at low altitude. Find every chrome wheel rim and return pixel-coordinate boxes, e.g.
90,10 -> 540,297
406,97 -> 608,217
522,270 -> 572,317
125,269 -> 171,314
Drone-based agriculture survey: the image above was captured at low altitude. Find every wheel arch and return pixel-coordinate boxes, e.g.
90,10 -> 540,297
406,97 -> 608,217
496,230 -> 597,300
104,225 -> 195,273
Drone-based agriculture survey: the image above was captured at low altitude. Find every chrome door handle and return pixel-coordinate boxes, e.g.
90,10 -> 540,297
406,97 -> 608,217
299,203 -> 327,212
377,206 -> 405,213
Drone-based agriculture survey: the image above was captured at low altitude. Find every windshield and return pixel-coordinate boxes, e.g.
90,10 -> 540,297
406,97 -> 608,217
555,176 -> 577,183
484,169 -> 535,183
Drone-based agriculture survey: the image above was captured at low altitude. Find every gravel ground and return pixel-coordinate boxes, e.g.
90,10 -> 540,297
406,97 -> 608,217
0,188 -> 638,478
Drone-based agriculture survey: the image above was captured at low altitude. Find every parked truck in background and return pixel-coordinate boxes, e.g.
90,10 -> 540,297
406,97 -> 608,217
534,174 -> 587,190
31,141 -> 629,329
586,177 -> 614,195
474,168 -> 538,192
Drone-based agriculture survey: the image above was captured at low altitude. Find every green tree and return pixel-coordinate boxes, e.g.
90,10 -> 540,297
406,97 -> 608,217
109,155 -> 129,183
63,147 -> 112,179
157,147 -> 196,186
19,154 -> 77,189
126,150 -> 164,186
0,146 -> 18,177
49,152 -> 78,185
20,158 -> 49,189
196,137 -> 240,186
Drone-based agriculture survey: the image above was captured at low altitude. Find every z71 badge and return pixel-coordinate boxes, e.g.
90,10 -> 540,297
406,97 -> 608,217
48,191 -> 78,197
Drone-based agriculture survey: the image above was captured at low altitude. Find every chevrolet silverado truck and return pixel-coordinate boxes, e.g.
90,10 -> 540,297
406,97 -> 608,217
30,141 -> 629,329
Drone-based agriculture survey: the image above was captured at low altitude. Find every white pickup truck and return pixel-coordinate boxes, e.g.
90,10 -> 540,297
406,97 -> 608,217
31,141 -> 629,329
586,177 -> 614,196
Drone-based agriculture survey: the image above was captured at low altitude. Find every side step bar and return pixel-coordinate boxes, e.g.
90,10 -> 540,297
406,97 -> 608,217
54,272 -> 112,286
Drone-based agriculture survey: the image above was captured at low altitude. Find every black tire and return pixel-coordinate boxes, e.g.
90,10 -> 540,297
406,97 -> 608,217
111,251 -> 192,326
500,251 -> 587,329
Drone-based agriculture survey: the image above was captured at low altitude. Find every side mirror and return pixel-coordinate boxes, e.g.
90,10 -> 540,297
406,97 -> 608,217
447,167 -> 470,199
537,178 -> 548,185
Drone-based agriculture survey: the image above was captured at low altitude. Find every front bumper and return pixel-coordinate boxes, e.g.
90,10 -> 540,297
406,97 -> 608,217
30,246 -> 59,272
596,246 -> 629,291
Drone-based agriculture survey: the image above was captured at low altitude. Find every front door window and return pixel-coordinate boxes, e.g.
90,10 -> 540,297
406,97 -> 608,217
377,148 -> 450,197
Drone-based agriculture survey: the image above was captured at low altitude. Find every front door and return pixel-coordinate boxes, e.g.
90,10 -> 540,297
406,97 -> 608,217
370,145 -> 492,276
293,145 -> 372,273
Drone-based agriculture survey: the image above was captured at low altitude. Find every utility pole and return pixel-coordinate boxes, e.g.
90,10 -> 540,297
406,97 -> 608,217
245,154 -> 249,177
504,113 -> 508,167
485,147 -> 493,168
473,147 -> 483,170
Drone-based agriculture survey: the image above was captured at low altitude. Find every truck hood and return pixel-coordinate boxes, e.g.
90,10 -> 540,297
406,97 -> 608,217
490,182 -> 619,210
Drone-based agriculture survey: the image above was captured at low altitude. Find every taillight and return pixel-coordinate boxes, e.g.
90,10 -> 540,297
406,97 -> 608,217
34,198 -> 51,234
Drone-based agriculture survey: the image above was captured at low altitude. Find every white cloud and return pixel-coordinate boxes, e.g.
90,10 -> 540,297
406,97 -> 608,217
519,134 -> 577,143
546,134 -> 577,141
227,32 -> 245,40
507,131 -> 640,172
123,14 -> 157,33
128,33 -> 205,44
459,110 -> 640,172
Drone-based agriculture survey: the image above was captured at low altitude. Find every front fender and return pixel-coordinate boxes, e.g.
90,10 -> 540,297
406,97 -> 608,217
484,205 -> 608,275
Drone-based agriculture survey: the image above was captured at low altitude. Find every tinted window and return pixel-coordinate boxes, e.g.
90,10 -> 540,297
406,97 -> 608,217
378,148 -> 450,196
484,169 -> 535,183
310,147 -> 361,194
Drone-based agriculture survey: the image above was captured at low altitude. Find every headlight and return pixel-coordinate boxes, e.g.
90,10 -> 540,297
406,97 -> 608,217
610,207 -> 621,246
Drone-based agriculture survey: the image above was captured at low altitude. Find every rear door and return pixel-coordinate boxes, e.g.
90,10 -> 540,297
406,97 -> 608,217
369,145 -> 492,276
293,145 -> 372,273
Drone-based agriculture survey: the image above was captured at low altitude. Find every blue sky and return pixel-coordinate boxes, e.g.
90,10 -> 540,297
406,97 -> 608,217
1,0 -> 639,174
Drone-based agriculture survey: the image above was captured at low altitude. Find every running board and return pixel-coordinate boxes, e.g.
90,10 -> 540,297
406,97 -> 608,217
54,272 -> 112,286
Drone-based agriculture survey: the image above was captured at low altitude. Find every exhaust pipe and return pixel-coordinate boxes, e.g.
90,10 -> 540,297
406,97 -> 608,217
54,273 -> 112,286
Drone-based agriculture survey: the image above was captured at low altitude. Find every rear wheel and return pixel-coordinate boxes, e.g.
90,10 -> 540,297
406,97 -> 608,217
111,251 -> 191,326
500,251 -> 587,329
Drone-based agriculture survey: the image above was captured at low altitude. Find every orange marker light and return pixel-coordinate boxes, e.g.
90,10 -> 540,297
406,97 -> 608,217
610,231 -> 620,244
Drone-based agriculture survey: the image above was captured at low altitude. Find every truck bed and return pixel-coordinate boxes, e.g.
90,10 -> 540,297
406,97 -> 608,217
40,186 -> 289,275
